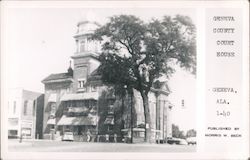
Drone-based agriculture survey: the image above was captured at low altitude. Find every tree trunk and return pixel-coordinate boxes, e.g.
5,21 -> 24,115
141,91 -> 152,143
129,90 -> 134,143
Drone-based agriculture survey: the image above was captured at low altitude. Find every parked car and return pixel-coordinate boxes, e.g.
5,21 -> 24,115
186,137 -> 196,145
178,138 -> 188,145
166,137 -> 187,145
62,132 -> 74,141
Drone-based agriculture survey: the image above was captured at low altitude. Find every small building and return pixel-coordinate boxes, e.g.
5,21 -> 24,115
8,88 -> 44,139
41,21 -> 173,142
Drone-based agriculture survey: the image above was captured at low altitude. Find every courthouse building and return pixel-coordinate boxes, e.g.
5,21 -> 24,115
42,21 -> 173,142
8,88 -> 44,139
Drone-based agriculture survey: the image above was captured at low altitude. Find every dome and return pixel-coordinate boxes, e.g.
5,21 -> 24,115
76,21 -> 101,35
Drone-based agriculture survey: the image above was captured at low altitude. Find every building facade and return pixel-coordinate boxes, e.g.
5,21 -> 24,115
8,88 -> 44,139
42,21 -> 173,142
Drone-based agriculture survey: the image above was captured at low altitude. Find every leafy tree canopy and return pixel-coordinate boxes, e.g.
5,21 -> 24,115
172,124 -> 185,139
186,129 -> 197,138
92,14 -> 196,95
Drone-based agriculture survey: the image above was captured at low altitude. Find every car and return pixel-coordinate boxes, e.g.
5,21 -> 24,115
166,137 -> 177,144
178,138 -> 188,145
62,132 -> 74,141
166,137 -> 187,145
186,137 -> 196,145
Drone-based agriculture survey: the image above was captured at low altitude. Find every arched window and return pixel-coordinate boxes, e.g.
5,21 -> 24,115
23,100 -> 28,115
13,101 -> 16,114
80,40 -> 85,52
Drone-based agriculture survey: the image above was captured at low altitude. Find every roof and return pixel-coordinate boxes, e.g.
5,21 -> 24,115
60,92 -> 99,101
57,115 -> 97,126
152,80 -> 171,94
42,73 -> 73,83
87,68 -> 102,82
90,68 -> 99,76
9,88 -> 43,100
77,21 -> 101,28
71,52 -> 99,60
22,89 -> 43,100
47,118 -> 56,125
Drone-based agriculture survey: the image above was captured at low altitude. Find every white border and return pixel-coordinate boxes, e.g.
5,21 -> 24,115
1,1 -> 249,160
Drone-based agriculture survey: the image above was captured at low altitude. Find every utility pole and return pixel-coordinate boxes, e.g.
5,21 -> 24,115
96,100 -> 99,142
124,85 -> 133,143
163,100 -> 165,141
130,91 -> 133,143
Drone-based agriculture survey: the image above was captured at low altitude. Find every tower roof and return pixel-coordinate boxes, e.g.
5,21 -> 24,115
75,21 -> 101,36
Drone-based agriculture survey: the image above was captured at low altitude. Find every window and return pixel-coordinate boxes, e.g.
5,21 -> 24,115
78,80 -> 85,88
13,101 -> 16,114
78,79 -> 86,92
23,100 -> 28,115
33,100 -> 36,116
91,85 -> 97,92
108,105 -> 114,114
50,103 -> 56,118
80,40 -> 85,52
8,130 -> 18,136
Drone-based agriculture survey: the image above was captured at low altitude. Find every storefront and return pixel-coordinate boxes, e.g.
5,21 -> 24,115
55,93 -> 99,141
8,118 -> 19,138
20,121 -> 34,139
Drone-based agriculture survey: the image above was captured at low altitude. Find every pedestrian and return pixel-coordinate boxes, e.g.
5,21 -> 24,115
80,131 -> 84,142
87,130 -> 91,142
19,133 -> 23,143
114,133 -> 117,143
156,134 -> 159,144
97,135 -> 100,142
105,134 -> 109,143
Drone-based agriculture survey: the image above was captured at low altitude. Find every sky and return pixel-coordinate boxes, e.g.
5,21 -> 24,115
4,7 -> 196,132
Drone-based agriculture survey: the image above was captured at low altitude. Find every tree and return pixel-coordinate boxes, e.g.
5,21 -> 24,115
186,129 -> 197,138
92,15 -> 196,143
172,124 -> 185,139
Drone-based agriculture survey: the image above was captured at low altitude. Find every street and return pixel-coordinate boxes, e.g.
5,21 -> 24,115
8,139 -> 196,152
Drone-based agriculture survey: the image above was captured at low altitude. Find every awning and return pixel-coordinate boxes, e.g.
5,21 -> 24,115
57,115 -> 97,126
121,128 -> 145,132
60,92 -> 99,101
47,118 -> 56,125
68,107 -> 89,113
151,129 -> 162,133
104,116 -> 114,125
8,118 -> 19,129
48,94 -> 57,103
121,128 -> 130,132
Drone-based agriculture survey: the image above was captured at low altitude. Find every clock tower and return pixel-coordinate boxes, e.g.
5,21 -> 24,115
71,21 -> 101,92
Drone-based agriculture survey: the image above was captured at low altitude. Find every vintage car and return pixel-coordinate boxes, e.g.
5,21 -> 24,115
166,137 -> 188,145
62,132 -> 74,141
186,137 -> 197,145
